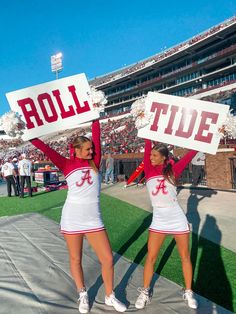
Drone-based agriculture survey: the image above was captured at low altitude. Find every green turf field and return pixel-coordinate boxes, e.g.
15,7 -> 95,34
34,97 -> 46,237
0,190 -> 235,312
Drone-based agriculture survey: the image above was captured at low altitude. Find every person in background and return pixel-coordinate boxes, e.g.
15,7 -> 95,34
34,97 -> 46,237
0,163 -> 2,182
12,157 -> 21,195
105,153 -> 115,184
134,140 -> 198,310
18,153 -> 32,198
191,152 -> 206,186
1,157 -> 18,197
30,120 -> 126,314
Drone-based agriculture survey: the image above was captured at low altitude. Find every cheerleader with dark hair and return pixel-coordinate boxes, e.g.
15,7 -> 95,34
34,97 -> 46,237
135,139 -> 198,310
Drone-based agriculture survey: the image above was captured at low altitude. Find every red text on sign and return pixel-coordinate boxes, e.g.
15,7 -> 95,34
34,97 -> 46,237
17,85 -> 90,129
149,102 -> 219,143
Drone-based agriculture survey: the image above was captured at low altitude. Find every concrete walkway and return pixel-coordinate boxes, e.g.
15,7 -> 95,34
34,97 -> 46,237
101,182 -> 236,253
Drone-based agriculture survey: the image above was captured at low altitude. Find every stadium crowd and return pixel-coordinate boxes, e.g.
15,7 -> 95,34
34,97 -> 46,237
0,114 -> 145,166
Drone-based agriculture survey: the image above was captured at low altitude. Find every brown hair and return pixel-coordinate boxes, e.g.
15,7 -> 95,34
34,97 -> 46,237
152,143 -> 176,185
72,136 -> 99,173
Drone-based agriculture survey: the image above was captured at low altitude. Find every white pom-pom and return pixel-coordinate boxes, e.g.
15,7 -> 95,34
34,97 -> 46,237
0,111 -> 26,138
131,97 -> 146,117
219,111 -> 236,139
135,114 -> 152,129
224,112 -> 236,138
131,97 -> 152,129
88,86 -> 108,113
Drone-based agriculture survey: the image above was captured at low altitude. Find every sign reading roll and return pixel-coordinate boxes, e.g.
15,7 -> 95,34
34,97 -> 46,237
6,73 -> 99,141
137,92 -> 230,154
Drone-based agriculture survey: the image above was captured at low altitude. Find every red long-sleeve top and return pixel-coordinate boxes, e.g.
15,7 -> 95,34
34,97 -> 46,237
30,120 -> 101,176
144,139 -> 198,180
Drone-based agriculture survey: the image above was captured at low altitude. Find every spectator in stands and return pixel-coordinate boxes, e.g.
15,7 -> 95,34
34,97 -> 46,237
30,120 -> 126,314
0,162 -> 2,182
18,153 -> 32,198
1,157 -> 18,197
134,140 -> 198,310
191,152 -> 206,186
105,153 -> 115,184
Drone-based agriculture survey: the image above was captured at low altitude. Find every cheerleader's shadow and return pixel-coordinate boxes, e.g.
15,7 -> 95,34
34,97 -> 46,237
186,188 -> 217,273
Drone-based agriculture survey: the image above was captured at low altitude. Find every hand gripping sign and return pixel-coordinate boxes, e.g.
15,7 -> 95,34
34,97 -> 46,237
137,92 -> 230,154
6,73 -> 99,141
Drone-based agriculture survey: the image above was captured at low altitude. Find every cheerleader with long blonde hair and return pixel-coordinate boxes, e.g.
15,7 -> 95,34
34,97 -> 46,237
31,120 -> 126,313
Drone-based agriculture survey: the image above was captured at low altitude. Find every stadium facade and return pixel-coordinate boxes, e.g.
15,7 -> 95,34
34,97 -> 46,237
90,16 -> 236,116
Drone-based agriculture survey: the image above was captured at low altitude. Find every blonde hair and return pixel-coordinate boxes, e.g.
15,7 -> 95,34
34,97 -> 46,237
72,136 -> 98,173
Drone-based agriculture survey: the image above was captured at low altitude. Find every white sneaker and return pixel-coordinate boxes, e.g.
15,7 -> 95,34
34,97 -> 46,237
135,287 -> 151,309
105,292 -> 127,312
77,291 -> 89,313
183,289 -> 198,309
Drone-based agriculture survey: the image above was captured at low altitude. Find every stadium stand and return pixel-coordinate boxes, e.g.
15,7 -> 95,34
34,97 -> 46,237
1,16 -> 236,183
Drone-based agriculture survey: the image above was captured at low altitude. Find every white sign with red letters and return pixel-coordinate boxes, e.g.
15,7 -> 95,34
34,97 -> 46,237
6,73 -> 99,141
138,92 -> 230,154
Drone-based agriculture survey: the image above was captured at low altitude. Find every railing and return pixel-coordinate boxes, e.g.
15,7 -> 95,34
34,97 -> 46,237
178,165 -> 207,186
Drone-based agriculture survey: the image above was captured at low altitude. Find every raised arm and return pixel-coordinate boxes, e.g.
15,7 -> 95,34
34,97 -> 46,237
144,139 -> 152,173
92,120 -> 101,168
30,138 -> 67,171
173,150 -> 198,179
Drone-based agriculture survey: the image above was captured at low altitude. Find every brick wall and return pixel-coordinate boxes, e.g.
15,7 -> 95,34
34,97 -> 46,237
169,147 -> 236,189
206,152 -> 235,189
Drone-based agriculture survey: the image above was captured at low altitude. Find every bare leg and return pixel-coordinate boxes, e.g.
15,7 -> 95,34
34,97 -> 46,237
175,233 -> 192,290
86,230 -> 114,296
143,232 -> 166,288
64,234 -> 85,290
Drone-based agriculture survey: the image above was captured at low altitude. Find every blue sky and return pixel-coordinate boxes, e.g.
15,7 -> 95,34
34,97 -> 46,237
0,0 -> 235,116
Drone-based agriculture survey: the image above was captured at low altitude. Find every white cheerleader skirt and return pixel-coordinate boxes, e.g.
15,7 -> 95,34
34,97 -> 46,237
149,204 -> 190,234
60,200 -> 105,235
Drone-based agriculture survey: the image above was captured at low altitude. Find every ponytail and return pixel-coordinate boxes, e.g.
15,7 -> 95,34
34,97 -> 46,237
163,160 -> 176,185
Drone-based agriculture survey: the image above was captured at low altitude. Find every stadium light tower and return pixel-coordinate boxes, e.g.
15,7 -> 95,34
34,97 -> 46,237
51,52 -> 63,79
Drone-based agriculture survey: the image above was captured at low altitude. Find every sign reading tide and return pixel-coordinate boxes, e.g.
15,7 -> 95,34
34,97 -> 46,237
6,73 -> 99,141
138,92 -> 229,154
